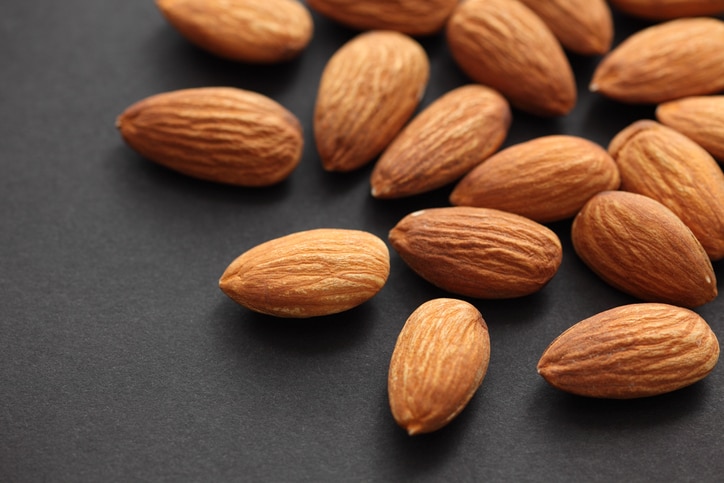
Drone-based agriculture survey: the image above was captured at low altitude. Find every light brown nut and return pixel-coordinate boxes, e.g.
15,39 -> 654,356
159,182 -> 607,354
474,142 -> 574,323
609,120 -> 724,260
116,87 -> 303,187
306,0 -> 458,36
590,17 -> 724,104
370,85 -> 511,199
155,0 -> 313,63
656,95 -> 724,161
450,135 -> 620,223
571,191 -> 717,308
538,303 -> 720,399
219,229 -> 390,317
314,31 -> 429,172
518,0 -> 613,55
388,298 -> 491,435
389,207 -> 563,299
607,0 -> 724,20
446,0 -> 576,116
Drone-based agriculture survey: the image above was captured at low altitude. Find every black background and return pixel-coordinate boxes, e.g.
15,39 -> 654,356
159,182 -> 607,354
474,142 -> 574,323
2,1 -> 724,481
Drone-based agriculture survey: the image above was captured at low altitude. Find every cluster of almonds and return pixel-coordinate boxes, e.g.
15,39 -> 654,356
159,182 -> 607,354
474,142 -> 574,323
116,0 -> 724,436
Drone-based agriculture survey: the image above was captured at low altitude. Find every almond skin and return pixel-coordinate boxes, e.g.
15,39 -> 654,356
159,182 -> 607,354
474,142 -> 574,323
571,191 -> 717,308
607,0 -> 724,20
389,207 -> 563,299
656,95 -> 724,161
446,0 -> 576,116
306,0 -> 458,36
591,17 -> 724,104
538,303 -> 720,399
450,135 -> 621,223
314,31 -> 429,172
116,87 -> 303,186
219,229 -> 390,318
370,85 -> 512,199
388,298 -> 490,435
156,0 -> 313,63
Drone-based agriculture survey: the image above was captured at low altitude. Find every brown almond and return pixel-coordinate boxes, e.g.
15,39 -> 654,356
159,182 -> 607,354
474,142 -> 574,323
538,303 -> 720,399
608,0 -> 724,20
571,191 -> 717,308
116,87 -> 303,187
450,135 -> 620,223
389,298 -> 491,435
314,31 -> 429,172
656,95 -> 724,161
389,207 -> 563,299
370,85 -> 511,199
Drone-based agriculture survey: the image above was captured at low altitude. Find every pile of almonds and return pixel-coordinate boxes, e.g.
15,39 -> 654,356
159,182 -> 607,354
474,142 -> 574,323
117,0 -> 724,436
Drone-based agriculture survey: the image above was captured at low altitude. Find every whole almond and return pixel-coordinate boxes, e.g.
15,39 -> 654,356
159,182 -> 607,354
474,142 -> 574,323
219,229 -> 390,318
607,0 -> 724,19
538,303 -> 720,399
116,87 -> 303,186
370,85 -> 512,199
156,0 -> 313,63
590,17 -> 724,104
314,31 -> 429,172
388,298 -> 490,435
389,207 -> 563,299
656,95 -> 724,161
571,191 -> 717,308
518,0 -> 613,55
446,0 -> 576,116
450,135 -> 621,223
306,0 -> 458,36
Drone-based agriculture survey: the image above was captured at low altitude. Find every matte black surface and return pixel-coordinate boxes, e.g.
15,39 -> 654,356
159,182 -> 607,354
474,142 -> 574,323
2,2 -> 723,481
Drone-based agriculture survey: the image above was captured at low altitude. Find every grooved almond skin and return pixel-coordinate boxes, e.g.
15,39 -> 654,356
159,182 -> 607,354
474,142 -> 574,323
450,135 -> 620,223
219,229 -> 390,318
571,191 -> 717,308
388,298 -> 490,435
389,207 -> 563,299
656,95 -> 724,161
608,0 -> 724,19
116,87 -> 303,186
306,0 -> 458,36
314,31 -> 429,172
370,85 -> 512,199
591,18 -> 724,104
537,303 -> 720,399
446,0 -> 576,116
518,0 -> 613,55
156,0 -> 313,63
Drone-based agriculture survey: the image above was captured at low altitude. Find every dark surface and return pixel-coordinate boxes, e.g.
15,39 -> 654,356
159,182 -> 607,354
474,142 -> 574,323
2,1 -> 724,481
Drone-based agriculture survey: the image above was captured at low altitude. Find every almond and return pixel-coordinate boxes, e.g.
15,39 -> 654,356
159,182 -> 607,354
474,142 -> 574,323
389,207 -> 563,299
590,17 -> 724,104
388,298 -> 490,435
656,95 -> 724,161
446,0 -> 576,116
116,87 -> 303,187
219,229 -> 390,318
607,0 -> 724,20
314,31 -> 429,172
571,191 -> 717,308
306,0 -> 458,36
156,0 -> 313,63
537,303 -> 720,399
450,135 -> 620,223
518,0 -> 613,55
370,85 -> 511,199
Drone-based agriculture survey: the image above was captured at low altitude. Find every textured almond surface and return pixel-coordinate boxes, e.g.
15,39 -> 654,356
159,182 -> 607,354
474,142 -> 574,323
219,229 -> 390,317
450,135 -> 620,223
388,298 -> 490,435
591,17 -> 724,104
314,31 -> 429,172
538,303 -> 720,399
446,0 -> 576,116
656,95 -> 724,161
389,207 -> 562,299
370,85 -> 511,199
571,191 -> 717,307
116,87 -> 303,186
156,0 -> 313,63
608,0 -> 724,19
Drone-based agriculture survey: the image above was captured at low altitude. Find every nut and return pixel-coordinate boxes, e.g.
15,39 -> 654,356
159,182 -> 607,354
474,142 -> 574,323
607,0 -> 724,20
656,95 -> 724,161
